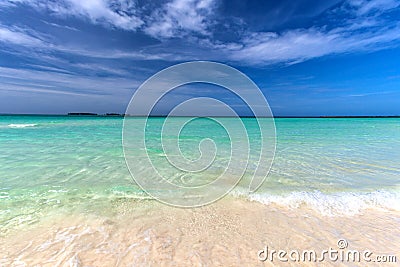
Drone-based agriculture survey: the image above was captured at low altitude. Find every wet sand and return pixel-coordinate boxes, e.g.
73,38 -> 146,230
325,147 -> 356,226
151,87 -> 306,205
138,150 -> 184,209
1,198 -> 399,266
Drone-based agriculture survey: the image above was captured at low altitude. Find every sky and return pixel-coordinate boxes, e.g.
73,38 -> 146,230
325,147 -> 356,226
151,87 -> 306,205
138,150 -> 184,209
0,0 -> 399,116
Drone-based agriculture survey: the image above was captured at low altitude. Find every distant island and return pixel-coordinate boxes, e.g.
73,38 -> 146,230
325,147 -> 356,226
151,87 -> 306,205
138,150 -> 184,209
68,112 -> 125,116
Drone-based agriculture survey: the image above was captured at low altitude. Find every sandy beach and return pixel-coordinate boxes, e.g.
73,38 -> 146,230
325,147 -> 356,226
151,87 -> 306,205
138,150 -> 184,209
1,197 -> 399,266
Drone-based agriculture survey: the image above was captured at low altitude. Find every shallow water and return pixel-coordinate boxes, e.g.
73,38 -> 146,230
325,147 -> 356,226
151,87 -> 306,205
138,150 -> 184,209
1,116 -> 400,233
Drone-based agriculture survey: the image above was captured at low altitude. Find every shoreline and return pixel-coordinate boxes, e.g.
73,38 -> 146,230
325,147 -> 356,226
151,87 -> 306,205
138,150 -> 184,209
1,197 -> 399,266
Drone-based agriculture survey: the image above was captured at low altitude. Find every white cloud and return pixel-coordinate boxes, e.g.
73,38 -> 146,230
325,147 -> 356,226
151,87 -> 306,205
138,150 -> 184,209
348,90 -> 397,97
72,62 -> 130,76
65,0 -> 143,30
223,23 -> 400,65
206,0 -> 400,65
145,0 -> 216,38
0,66 -> 139,96
0,25 -> 45,46
41,20 -> 79,31
4,0 -> 143,30
5,0 -> 216,37
347,0 -> 400,15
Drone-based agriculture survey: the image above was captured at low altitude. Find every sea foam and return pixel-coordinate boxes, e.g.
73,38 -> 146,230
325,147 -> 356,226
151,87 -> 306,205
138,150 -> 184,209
8,123 -> 37,128
232,189 -> 400,216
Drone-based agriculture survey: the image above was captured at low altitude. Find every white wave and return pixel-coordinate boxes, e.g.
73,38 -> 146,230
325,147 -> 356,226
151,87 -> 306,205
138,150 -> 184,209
232,190 -> 400,216
7,123 -> 37,128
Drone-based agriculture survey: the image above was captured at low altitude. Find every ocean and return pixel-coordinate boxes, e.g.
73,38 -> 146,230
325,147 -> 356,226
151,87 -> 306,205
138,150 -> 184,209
1,115 -> 399,228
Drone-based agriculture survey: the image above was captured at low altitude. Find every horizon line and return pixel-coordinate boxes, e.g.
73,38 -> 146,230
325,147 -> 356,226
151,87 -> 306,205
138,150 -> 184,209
1,113 -> 400,118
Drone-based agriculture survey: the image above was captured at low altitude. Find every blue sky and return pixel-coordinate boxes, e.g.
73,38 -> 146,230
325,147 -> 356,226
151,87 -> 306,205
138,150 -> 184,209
0,0 -> 399,116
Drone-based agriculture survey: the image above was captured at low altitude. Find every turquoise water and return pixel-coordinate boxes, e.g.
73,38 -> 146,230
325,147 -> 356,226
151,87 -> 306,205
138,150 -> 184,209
1,116 -> 400,229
